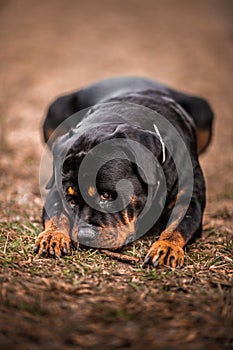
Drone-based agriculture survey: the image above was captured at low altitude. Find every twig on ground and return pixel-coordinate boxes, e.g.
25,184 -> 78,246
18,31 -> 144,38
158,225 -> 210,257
3,232 -> 9,254
100,249 -> 140,264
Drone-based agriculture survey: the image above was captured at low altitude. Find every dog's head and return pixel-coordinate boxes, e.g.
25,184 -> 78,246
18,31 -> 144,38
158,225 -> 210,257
61,123 -> 164,249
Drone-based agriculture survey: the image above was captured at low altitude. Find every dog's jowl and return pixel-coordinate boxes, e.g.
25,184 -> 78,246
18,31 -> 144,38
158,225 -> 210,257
34,76 -> 214,268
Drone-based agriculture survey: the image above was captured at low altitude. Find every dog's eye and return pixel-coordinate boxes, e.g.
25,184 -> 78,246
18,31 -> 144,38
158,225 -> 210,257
100,192 -> 111,201
100,191 -> 117,202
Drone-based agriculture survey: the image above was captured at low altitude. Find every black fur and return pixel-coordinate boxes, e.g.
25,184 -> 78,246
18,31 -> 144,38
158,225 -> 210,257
40,76 -> 214,260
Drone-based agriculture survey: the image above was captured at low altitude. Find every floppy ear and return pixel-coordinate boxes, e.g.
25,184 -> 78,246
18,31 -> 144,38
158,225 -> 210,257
108,124 -> 164,187
60,152 -> 75,195
45,174 -> 55,190
112,125 -> 167,236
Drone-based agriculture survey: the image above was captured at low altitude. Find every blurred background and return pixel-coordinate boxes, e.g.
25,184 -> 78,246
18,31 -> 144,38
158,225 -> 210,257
0,0 -> 232,208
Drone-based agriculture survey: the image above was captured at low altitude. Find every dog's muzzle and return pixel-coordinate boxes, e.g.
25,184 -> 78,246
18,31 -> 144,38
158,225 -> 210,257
77,221 -> 98,245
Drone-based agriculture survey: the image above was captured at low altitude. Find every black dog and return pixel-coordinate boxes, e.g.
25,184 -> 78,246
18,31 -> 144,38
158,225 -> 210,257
34,76 -> 213,267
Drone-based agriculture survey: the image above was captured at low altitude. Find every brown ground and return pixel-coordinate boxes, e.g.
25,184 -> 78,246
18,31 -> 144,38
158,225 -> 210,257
0,0 -> 232,349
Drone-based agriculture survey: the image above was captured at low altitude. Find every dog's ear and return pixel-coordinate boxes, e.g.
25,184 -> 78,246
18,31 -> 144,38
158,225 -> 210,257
107,124 -> 164,187
45,174 -> 55,190
60,153 -> 74,197
111,125 -> 167,235
61,151 -> 79,191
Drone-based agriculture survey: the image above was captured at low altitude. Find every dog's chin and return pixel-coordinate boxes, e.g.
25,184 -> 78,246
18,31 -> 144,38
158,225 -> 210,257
76,222 -> 136,249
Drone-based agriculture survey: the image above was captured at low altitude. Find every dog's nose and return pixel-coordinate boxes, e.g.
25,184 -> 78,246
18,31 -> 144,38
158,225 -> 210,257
78,222 -> 97,244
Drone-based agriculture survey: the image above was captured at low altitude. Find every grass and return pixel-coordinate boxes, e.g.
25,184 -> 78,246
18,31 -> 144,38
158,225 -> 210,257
0,213 -> 232,349
1,217 -> 232,287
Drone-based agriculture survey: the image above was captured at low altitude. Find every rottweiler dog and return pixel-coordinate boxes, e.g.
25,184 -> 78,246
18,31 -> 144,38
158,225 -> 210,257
34,76 -> 214,268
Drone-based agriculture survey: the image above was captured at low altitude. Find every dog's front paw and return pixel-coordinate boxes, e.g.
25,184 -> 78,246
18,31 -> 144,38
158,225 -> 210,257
143,240 -> 184,268
33,229 -> 72,258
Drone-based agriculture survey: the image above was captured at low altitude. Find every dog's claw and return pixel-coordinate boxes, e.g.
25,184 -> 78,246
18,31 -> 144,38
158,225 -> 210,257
142,255 -> 151,267
42,248 -> 47,256
62,247 -> 68,255
33,246 -> 39,254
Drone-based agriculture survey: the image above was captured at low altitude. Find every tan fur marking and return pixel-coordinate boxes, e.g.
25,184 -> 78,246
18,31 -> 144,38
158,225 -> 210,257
88,186 -> 96,197
159,230 -> 186,248
196,129 -> 211,154
45,128 -> 55,141
167,189 -> 185,209
35,214 -> 71,257
68,186 -> 75,195
93,218 -> 136,250
46,127 -> 68,145
131,195 -> 137,205
45,214 -> 70,233
146,239 -> 185,267
121,210 -> 131,225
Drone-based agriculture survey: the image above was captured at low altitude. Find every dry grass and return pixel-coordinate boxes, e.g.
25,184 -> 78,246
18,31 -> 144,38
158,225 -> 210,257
0,205 -> 232,349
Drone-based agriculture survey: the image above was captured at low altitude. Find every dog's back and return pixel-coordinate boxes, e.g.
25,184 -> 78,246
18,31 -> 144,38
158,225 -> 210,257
43,76 -> 214,153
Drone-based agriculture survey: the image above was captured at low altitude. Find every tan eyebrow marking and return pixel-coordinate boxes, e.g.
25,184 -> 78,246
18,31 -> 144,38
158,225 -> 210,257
131,195 -> 137,206
121,210 -> 131,225
88,186 -> 96,197
68,187 -> 75,195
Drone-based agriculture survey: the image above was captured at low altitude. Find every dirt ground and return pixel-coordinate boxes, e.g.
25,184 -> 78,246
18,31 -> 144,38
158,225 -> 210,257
0,0 -> 232,349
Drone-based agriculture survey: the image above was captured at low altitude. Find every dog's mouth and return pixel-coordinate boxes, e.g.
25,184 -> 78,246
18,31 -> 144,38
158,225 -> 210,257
74,220 -> 136,249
